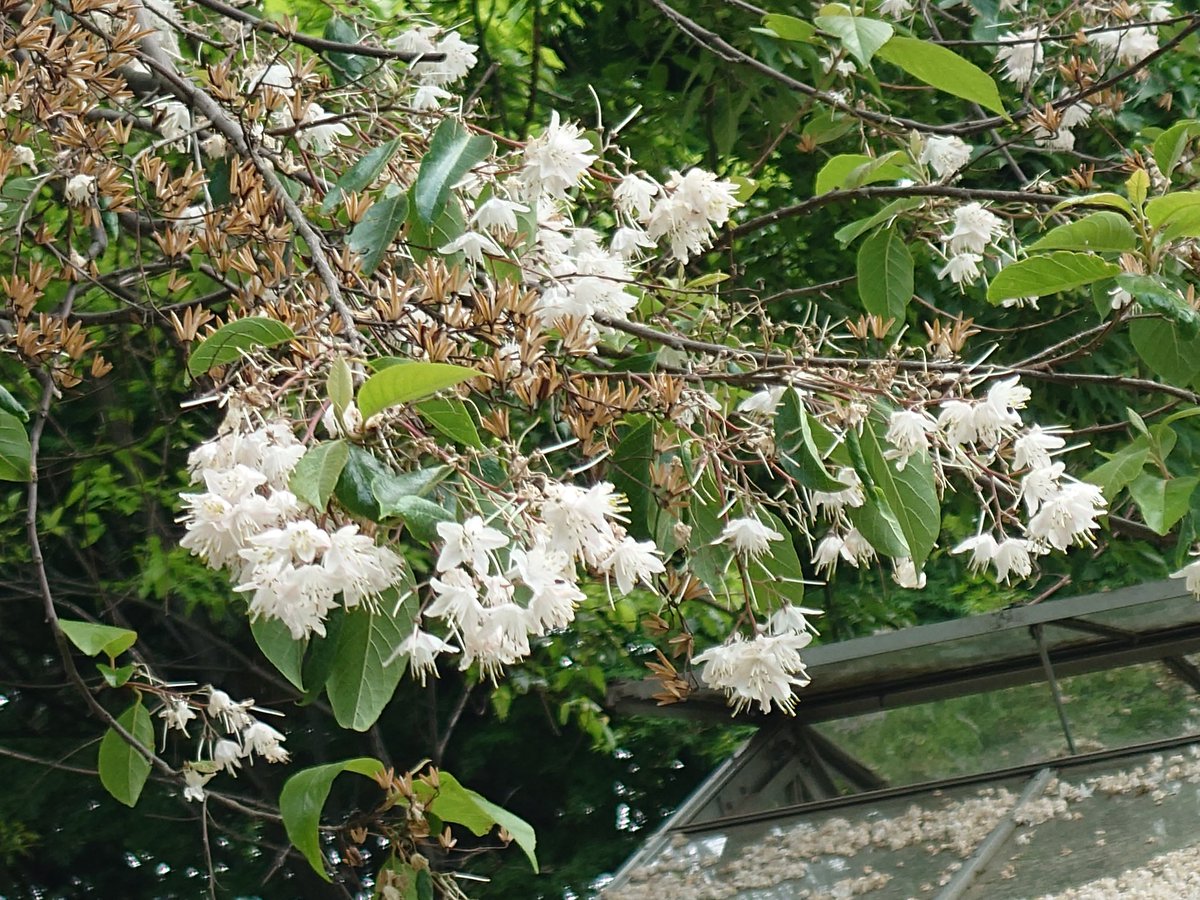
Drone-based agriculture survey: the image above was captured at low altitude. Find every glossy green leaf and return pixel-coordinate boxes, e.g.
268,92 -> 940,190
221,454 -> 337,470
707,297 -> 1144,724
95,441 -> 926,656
1146,192 -> 1200,235
1153,119 -> 1200,181
987,252 -> 1120,302
814,14 -> 892,66
97,662 -> 134,688
876,36 -> 1005,116
1027,211 -> 1137,254
859,414 -> 939,567
1084,438 -> 1150,500
290,440 -> 350,511
0,384 -> 28,422
1129,473 -> 1199,535
857,226 -> 912,323
688,474 -> 728,595
775,390 -> 846,492
1130,319 -> 1200,385
335,445 -> 391,520
1117,274 -> 1200,333
251,615 -> 307,690
326,584 -> 417,731
1050,192 -> 1136,217
814,152 -> 906,195
357,362 -> 479,420
373,487 -> 454,543
280,757 -> 386,880
98,701 -> 154,808
760,13 -> 817,43
321,138 -> 403,214
834,197 -> 925,247
416,397 -> 483,449
59,619 -> 137,657
846,485 -> 909,558
323,16 -> 372,82
187,318 -> 295,377
348,185 -> 409,274
425,772 -> 538,872
0,410 -> 31,482
413,118 -> 494,225
610,416 -> 655,540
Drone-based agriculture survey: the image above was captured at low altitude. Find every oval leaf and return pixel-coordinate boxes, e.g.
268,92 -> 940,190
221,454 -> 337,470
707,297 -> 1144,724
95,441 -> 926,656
1027,211 -> 1137,253
760,13 -> 817,43
814,14 -> 892,66
290,440 -> 350,511
327,357 -> 354,415
876,36 -> 1006,116
426,772 -> 539,873
1129,473 -> 1199,535
416,397 -> 483,449
321,138 -> 403,214
1130,319 -> 1200,386
414,119 -> 495,225
857,225 -> 912,323
251,615 -> 307,691
280,757 -> 386,880
987,252 -> 1120,302
348,185 -> 409,275
98,700 -> 154,808
187,318 -> 296,377
357,361 -> 480,421
0,409 -> 31,482
59,619 -> 137,657
815,152 -> 906,195
859,413 -> 939,567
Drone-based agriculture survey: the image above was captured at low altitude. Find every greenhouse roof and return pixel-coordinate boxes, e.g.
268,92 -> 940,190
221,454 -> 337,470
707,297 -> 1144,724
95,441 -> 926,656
604,580 -> 1200,899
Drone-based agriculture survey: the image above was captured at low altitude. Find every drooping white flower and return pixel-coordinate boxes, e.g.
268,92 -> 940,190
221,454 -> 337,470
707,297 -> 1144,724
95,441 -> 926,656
813,533 -> 845,576
200,134 -> 227,159
993,538 -> 1035,584
920,135 -> 972,179
886,408 -> 936,468
737,386 -> 787,416
182,765 -> 213,803
458,603 -> 532,681
610,225 -> 656,257
692,632 -> 813,715
212,738 -> 243,775
938,252 -> 983,285
241,720 -> 289,763
387,627 -> 459,684
540,481 -> 627,563
436,516 -> 509,573
527,578 -> 586,634
64,173 -> 96,205
1021,461 -> 1066,516
945,203 -> 1004,255
810,468 -> 866,512
1027,480 -> 1106,552
645,168 -> 742,263
613,173 -> 659,220
893,557 -> 926,589
411,83 -> 452,111
207,687 -> 254,733
426,568 -> 483,628
1013,425 -> 1067,471
768,604 -> 824,636
471,196 -> 529,233
716,516 -> 785,558
1089,26 -> 1159,66
438,230 -> 504,265
519,111 -> 597,199
158,697 -> 196,734
11,144 -> 36,169
1171,554 -> 1200,597
322,525 -> 404,607
244,63 -> 294,95
842,528 -> 875,566
952,533 -> 999,574
153,99 -> 191,148
295,103 -> 351,156
599,536 -> 665,595
878,0 -> 912,18
996,29 -> 1044,86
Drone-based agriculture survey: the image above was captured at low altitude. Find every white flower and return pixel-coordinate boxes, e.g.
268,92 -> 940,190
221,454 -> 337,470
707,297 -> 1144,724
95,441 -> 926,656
737,386 -> 787,416
182,766 -> 213,803
458,603 -> 532,681
878,0 -> 912,18
814,533 -> 845,576
893,557 -> 926,589
716,516 -> 785,558
207,687 -> 254,732
438,230 -> 504,265
920,136 -> 972,179
1171,555 -> 1200,597
212,738 -> 243,775
842,528 -> 875,566
527,578 -> 586,634
244,63 -> 294,95
1089,26 -> 1159,66
692,632 -> 813,715
938,252 -> 983,285
322,525 -> 404,607
996,29 -> 1044,86
426,568 -> 482,628
436,516 -> 509,574
1021,461 -> 1065,516
471,196 -> 529,233
1027,480 -> 1106,551
810,468 -> 866,512
387,627 -> 459,684
952,533 -> 999,574
614,173 -> 659,220
64,173 -> 96,205
1013,425 -> 1067,471
886,408 -> 936,467
1109,285 -> 1134,310
610,226 -> 656,257
296,103 -> 351,156
993,538 -> 1035,583
411,83 -> 451,110
599,536 -> 665,595
158,698 -> 196,734
241,720 -> 289,763
11,145 -> 35,169
200,134 -> 227,159
645,168 -> 742,263
520,111 -> 597,198
250,520 -> 331,565
153,99 -> 191,147
768,604 -> 823,636
540,481 -> 627,563
945,203 -> 1003,255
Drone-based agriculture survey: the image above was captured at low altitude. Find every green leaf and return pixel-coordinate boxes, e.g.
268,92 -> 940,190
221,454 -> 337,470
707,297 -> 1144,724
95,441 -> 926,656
610,416 -> 655,540
416,398 -> 483,449
335,445 -> 391,521
426,772 -> 538,872
1126,169 -> 1150,208
1027,211 -> 1137,253
326,584 -> 417,731
987,252 -> 1121,302
814,152 -> 906,195
1146,192 -> 1200,235
1117,274 -> 1200,333
760,13 -> 817,43
321,139 -> 403,214
834,196 -> 925,247
1153,120 -> 1200,182
59,619 -> 137,657
97,663 -> 134,688
688,474 -> 728,594
1130,319 -> 1200,385
0,384 -> 28,422
1084,439 -> 1150,499
1050,192 -> 1136,217
327,357 -> 354,415
857,226 -> 912,323
357,362 -> 479,420
323,16 -> 372,82
348,185 -> 409,275
814,14 -> 892,66
0,410 -> 31,482
251,616 -> 307,690
187,318 -> 295,377
290,441 -> 350,511
1129,473 -> 1199,535
859,414 -> 940,567
406,185 -> 467,264
413,119 -> 494,226
98,701 -> 154,808
846,486 -> 909,558
876,35 -> 1005,116
280,757 -> 386,880
751,509 -> 805,607
372,486 -> 454,543
775,390 -> 846,492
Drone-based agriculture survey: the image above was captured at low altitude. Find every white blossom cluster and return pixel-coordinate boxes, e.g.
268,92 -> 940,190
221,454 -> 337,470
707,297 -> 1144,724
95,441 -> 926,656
157,686 -> 289,803
416,480 -> 665,682
178,412 -> 406,639
937,202 -> 1007,287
